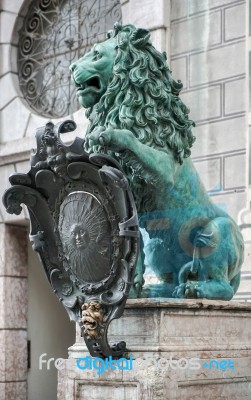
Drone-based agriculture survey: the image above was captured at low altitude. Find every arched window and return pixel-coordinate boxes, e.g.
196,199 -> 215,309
18,0 -> 122,118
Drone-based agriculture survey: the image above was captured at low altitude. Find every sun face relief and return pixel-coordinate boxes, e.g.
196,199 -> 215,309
59,191 -> 112,283
70,224 -> 90,249
70,38 -> 117,108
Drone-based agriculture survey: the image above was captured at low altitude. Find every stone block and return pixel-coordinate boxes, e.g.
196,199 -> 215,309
171,57 -> 187,89
224,78 -> 246,115
150,28 -> 167,52
0,97 -> 31,142
171,0 -> 188,20
181,85 -> 222,123
171,11 -> 221,56
0,136 -> 36,165
123,0 -> 168,30
189,0 -> 237,15
193,157 -> 221,192
0,11 -> 22,45
224,3 -> 246,41
0,44 -> 18,76
77,381 -> 139,400
191,116 -> 246,157
190,41 -> 245,86
159,308 -> 251,347
0,277 -> 27,329
224,153 -> 246,190
0,382 -> 27,400
0,73 -> 19,110
109,307 -> 159,346
177,380 -> 251,399
0,224 -> 27,277
0,329 -> 27,382
210,191 -> 246,221
0,0 -> 24,14
237,276 -> 251,295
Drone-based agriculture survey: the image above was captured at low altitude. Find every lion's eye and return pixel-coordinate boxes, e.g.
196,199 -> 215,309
93,50 -> 102,61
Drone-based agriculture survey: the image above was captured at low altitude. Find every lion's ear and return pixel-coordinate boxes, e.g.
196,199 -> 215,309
131,28 -> 151,48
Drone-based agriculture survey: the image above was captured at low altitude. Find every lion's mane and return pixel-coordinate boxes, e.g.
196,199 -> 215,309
86,23 -> 195,163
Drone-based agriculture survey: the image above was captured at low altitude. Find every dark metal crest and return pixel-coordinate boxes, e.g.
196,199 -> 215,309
3,120 -> 138,358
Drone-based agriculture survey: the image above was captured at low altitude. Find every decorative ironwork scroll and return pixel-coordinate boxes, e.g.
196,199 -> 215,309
3,121 -> 138,358
18,0 -> 122,118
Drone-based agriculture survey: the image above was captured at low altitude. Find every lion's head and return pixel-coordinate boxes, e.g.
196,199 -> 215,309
70,23 -> 195,165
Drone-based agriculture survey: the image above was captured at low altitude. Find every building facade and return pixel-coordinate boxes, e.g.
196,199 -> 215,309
0,0 -> 250,398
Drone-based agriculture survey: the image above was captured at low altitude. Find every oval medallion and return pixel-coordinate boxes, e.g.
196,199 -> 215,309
59,191 -> 111,283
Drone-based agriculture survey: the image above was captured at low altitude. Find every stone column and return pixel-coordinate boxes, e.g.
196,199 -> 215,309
0,224 -> 28,400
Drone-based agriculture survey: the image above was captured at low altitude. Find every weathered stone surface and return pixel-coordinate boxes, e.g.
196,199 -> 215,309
150,28 -> 167,52
0,73 -> 19,110
0,136 -> 35,166
171,10 -> 221,55
0,277 -> 27,329
121,0 -> 168,29
189,41 -> 245,86
0,224 -> 27,276
211,192 -> 247,221
224,78 -> 246,115
192,116 -> 246,157
171,0 -> 188,20
0,12 -> 18,44
1,97 -> 31,142
224,3 -> 246,41
189,0 -> 240,15
224,153 -> 246,189
0,44 -> 18,76
58,299 -> 251,400
77,381 -> 139,400
0,382 -> 27,400
182,85 -> 222,123
193,157 -> 221,192
0,0 -> 24,14
0,329 -> 27,382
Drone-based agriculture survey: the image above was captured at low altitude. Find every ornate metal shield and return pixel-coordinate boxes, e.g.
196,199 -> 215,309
3,120 -> 138,358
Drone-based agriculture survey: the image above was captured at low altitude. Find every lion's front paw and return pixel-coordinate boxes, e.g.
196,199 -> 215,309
87,127 -> 134,153
173,281 -> 199,299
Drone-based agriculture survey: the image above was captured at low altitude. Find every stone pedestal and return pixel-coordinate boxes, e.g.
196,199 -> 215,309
57,299 -> 251,400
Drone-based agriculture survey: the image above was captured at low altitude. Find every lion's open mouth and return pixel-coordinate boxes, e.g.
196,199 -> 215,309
75,76 -> 101,92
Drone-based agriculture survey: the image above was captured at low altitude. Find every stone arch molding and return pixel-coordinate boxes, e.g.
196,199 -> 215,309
0,0 -> 123,144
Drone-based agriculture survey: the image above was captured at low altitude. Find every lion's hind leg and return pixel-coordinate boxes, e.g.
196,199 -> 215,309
174,216 -> 244,301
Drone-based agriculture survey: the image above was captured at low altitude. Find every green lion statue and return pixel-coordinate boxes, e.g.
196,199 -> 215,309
70,23 -> 244,300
